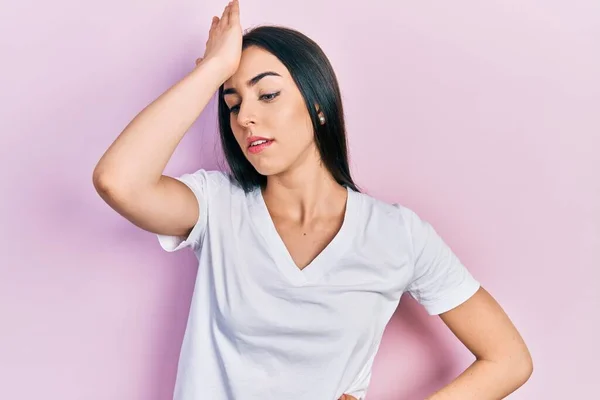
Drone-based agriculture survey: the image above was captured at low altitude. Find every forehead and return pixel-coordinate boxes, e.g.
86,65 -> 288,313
224,46 -> 291,88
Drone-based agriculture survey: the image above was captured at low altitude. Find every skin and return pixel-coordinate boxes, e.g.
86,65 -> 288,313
222,46 -> 349,271
95,1 -> 532,398
219,3 -> 533,399
223,45 -> 355,399
426,287 -> 533,399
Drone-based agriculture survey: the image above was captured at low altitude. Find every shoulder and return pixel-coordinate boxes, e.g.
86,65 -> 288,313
352,190 -> 418,243
353,189 -> 415,229
184,169 -> 232,186
353,190 -> 439,253
181,169 -> 244,197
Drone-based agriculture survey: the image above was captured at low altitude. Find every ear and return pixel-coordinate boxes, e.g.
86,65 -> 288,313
314,103 -> 325,125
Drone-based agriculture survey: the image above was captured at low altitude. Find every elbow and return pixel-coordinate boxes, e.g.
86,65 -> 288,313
92,167 -> 132,200
501,351 -> 534,388
517,353 -> 534,385
92,168 -> 108,193
481,349 -> 533,390
92,168 -> 118,196
514,342 -> 534,384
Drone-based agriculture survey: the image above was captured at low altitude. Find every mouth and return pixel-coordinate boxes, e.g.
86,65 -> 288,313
247,137 -> 274,154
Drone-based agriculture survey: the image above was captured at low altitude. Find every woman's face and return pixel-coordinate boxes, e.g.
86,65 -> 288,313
222,46 -> 320,177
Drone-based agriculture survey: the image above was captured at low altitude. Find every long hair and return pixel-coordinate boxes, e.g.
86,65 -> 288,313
217,25 -> 359,193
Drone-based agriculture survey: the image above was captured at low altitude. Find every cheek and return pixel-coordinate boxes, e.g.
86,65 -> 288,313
230,123 -> 246,147
270,100 -> 314,145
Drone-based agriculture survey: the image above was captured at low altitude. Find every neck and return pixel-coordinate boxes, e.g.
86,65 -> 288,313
262,149 -> 347,223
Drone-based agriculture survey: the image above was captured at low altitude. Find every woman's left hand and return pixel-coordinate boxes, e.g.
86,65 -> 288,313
338,395 -> 358,400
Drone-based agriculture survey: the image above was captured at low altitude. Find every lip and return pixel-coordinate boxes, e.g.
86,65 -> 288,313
247,136 -> 274,154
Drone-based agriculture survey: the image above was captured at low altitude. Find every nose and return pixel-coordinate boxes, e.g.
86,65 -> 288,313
235,101 -> 256,127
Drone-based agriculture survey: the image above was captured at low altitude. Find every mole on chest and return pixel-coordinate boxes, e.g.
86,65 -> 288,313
274,220 -> 343,270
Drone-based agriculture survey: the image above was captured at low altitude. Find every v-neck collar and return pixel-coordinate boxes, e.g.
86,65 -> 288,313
247,185 -> 359,286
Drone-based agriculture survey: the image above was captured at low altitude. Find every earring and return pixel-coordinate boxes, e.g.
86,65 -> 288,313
319,115 -> 325,124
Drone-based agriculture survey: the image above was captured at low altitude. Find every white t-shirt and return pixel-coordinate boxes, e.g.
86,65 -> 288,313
157,169 -> 480,400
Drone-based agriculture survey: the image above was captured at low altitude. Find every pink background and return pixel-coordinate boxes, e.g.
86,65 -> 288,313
1,0 -> 599,398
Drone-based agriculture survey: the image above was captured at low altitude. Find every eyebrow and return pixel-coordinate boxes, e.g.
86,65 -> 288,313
223,71 -> 282,96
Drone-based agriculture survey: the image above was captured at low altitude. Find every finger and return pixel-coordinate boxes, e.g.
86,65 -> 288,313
230,0 -> 240,24
195,57 -> 203,65
210,15 -> 219,30
221,2 -> 232,25
209,16 -> 219,37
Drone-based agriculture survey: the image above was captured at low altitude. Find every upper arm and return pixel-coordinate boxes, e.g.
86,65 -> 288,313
399,205 -> 532,372
439,286 -> 533,371
94,173 -> 201,238
400,205 -> 480,315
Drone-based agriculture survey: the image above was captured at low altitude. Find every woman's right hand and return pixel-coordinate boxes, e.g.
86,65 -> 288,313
195,0 -> 242,80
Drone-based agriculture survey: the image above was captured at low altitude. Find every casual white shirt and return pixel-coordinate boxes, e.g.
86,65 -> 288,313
157,169 -> 480,400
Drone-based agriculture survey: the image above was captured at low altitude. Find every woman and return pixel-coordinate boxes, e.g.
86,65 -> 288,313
93,1 -> 533,399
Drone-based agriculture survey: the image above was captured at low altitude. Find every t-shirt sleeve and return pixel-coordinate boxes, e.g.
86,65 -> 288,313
400,205 -> 481,315
156,169 -> 213,253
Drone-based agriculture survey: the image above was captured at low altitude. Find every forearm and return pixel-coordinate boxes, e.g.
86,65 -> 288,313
425,358 -> 532,400
93,59 -> 227,190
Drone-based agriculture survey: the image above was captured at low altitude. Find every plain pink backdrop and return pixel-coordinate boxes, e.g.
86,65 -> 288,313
1,0 -> 598,399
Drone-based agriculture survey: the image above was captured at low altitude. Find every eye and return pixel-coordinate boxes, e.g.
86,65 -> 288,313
260,91 -> 280,101
228,92 -> 281,115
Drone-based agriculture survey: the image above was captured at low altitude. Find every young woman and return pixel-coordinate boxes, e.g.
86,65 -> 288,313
93,1 -> 533,399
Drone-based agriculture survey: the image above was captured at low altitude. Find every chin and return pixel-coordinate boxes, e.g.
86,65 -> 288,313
248,157 -> 289,177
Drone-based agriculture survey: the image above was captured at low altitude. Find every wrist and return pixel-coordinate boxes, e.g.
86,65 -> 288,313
193,57 -> 234,87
